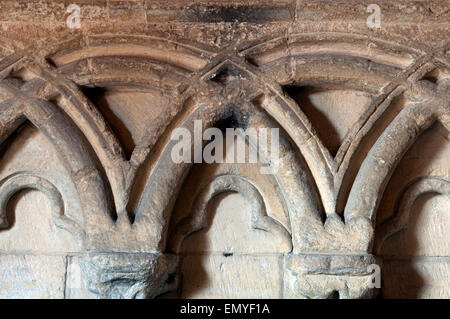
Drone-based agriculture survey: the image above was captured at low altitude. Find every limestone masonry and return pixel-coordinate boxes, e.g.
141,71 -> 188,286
0,0 -> 448,298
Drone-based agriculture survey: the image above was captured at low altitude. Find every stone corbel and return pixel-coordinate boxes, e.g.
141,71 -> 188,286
283,254 -> 380,299
78,253 -> 178,299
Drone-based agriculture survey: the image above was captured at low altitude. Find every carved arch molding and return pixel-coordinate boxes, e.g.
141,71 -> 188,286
0,11 -> 449,299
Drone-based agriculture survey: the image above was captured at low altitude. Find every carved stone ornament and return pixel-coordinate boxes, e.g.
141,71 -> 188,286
0,0 -> 448,299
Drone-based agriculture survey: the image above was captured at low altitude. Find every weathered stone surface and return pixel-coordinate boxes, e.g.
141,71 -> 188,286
283,254 -> 379,299
65,255 -> 99,299
0,0 -> 448,299
181,254 -> 283,298
0,255 -> 66,299
78,253 -> 177,299
383,259 -> 450,299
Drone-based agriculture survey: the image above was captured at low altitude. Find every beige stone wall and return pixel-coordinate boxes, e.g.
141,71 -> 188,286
0,0 -> 448,298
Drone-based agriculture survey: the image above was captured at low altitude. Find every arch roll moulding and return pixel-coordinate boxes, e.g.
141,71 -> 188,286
0,0 -> 448,298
